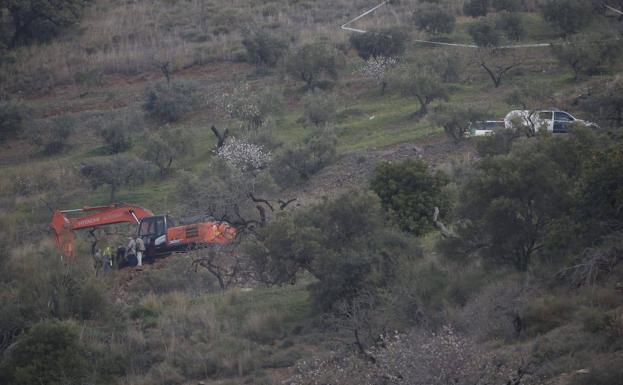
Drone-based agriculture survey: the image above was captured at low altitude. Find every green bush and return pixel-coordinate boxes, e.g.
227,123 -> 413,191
447,136 -> 583,271
285,40 -> 343,88
271,128 -> 337,187
522,295 -> 575,336
349,27 -> 407,60
1,0 -> 89,48
242,30 -> 289,67
474,128 -> 520,157
371,159 -> 449,235
496,12 -> 526,41
551,33 -> 622,80
542,0 -> 595,36
301,89 -> 337,126
143,81 -> 202,123
432,103 -> 489,143
491,0 -> 521,11
468,19 -> 501,47
0,100 -> 29,143
463,0 -> 489,17
28,115 -> 75,155
0,321 -> 91,385
98,113 -> 143,154
246,191 -> 414,310
413,3 -> 456,35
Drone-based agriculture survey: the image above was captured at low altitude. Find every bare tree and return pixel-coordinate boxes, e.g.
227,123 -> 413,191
476,48 -> 522,88
190,244 -> 249,290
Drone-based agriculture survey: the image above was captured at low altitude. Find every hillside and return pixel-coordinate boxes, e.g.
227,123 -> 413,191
1,1 -> 623,385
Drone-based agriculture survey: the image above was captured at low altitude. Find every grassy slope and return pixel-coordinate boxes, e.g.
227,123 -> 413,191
2,2 -> 622,385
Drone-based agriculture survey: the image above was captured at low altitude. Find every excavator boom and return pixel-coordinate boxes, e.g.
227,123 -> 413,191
51,204 -> 154,258
50,203 -> 237,261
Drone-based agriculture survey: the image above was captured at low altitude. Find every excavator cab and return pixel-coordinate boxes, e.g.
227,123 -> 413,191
137,215 -> 177,257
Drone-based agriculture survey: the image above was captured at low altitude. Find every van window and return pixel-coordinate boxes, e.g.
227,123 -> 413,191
554,112 -> 574,121
538,111 -> 552,120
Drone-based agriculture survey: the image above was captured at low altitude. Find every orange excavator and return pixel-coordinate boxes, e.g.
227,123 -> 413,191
50,203 -> 237,261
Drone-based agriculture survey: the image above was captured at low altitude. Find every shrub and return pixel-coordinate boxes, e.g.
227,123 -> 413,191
271,128 -> 337,187
542,0 -> 595,36
242,30 -> 289,67
0,321 -> 91,385
463,0 -> 489,17
285,40 -> 343,88
1,0 -> 89,48
371,159 -> 449,235
551,33 -> 622,80
0,100 -> 29,143
28,115 -> 75,155
143,126 -> 193,177
349,27 -> 407,60
522,295 -> 575,336
496,12 -> 526,41
432,103 -> 489,143
390,63 -> 448,118
455,277 -> 524,341
80,154 -> 155,202
413,3 -> 456,35
491,0 -> 522,11
474,128 -> 520,157
246,191 -> 411,310
301,89 -> 337,126
448,137 -> 581,271
143,81 -> 202,123
468,19 -> 501,47
98,113 -> 143,154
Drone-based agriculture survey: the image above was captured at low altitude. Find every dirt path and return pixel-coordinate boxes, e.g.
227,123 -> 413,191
290,134 -> 476,206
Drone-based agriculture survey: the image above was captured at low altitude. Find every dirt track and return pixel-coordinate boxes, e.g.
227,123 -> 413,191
290,134 -> 476,206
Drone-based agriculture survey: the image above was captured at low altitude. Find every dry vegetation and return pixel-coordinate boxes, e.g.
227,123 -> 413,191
1,0 -> 623,385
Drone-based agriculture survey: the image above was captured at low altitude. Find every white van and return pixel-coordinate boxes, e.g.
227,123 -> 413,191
504,109 -> 593,134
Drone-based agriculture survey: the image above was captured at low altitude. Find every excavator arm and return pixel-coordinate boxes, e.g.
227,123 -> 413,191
50,204 -> 154,259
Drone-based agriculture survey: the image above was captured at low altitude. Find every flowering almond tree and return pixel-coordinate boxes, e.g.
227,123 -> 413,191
216,137 -> 271,172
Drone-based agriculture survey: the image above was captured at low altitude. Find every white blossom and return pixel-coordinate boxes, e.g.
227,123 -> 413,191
216,136 -> 271,172
360,56 -> 397,86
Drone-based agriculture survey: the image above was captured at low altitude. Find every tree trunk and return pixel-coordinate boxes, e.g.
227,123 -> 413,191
413,98 -> 428,119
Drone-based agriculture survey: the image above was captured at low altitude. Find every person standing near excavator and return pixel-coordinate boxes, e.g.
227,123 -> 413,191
126,237 -> 136,266
135,236 -> 146,267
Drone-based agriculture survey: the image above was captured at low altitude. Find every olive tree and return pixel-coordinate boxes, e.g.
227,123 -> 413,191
551,33 -> 622,81
349,27 -> 407,60
413,2 -> 456,35
446,137 -> 580,271
0,101 -> 29,143
463,0 -> 489,17
142,127 -> 192,178
143,81 -> 202,123
285,41 -> 343,88
371,159 -> 449,235
542,0 -> 595,36
432,103 -> 489,143
80,154 -> 154,202
390,64 -> 448,119
242,30 -> 289,67
245,191 -> 412,310
28,115 -> 74,155
1,0 -> 90,48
